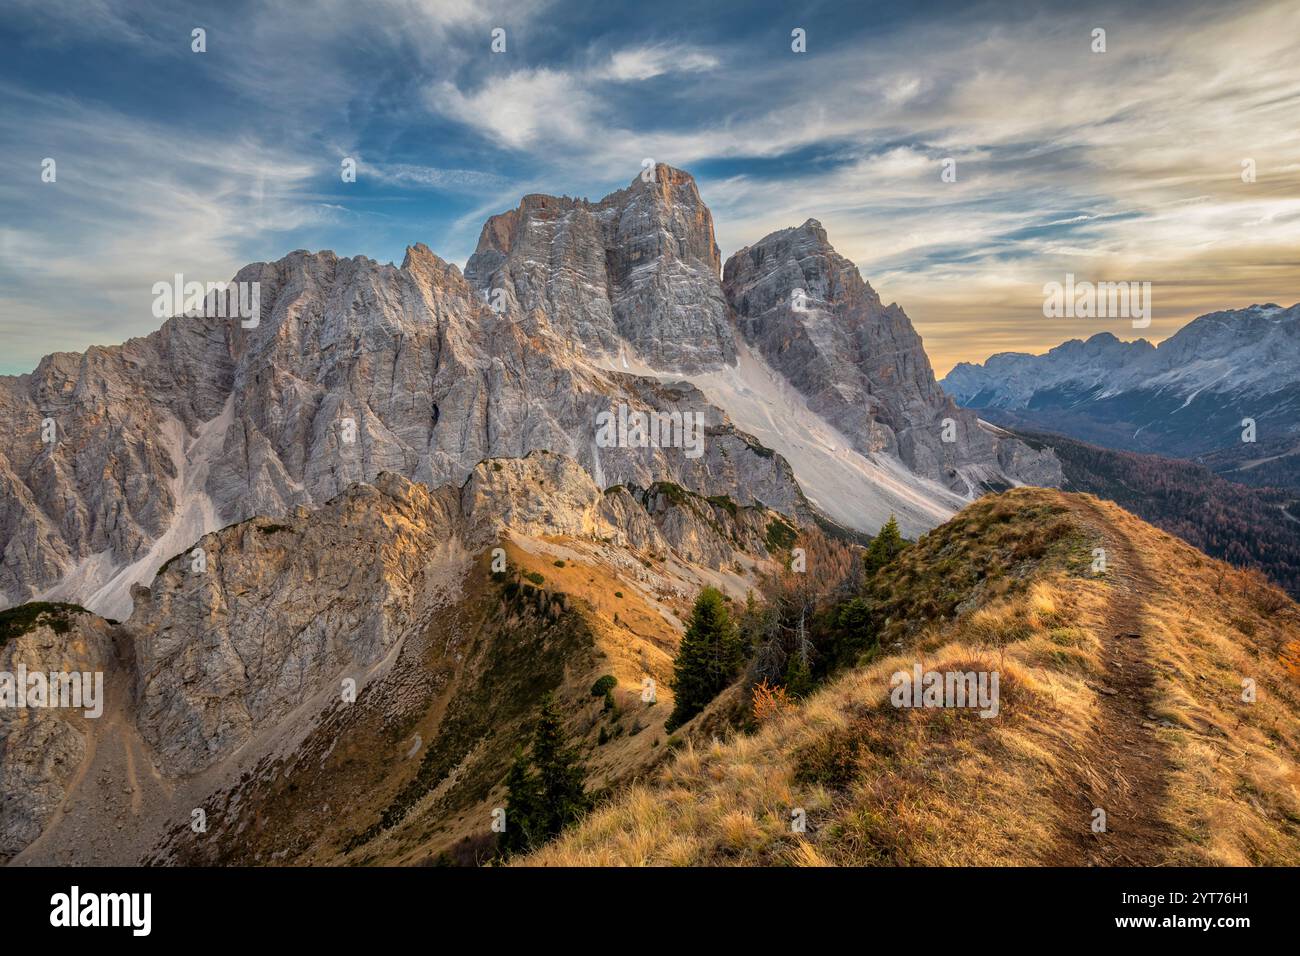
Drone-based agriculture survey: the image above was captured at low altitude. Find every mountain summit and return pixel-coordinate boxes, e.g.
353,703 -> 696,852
723,218 -> 1059,494
466,163 -> 733,371
0,164 -> 1056,618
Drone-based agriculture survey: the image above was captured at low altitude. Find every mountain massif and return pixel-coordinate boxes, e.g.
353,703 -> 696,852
941,303 -> 1300,489
0,164 -> 1054,621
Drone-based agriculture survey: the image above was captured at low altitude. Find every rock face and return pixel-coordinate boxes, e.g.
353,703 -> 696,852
465,164 -> 734,371
0,240 -> 798,619
0,317 -> 237,615
0,164 -> 1058,619
723,219 -> 1061,493
940,302 -> 1300,462
127,453 -> 791,776
0,606 -> 116,860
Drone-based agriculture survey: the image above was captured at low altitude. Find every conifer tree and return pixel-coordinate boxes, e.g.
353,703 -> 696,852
500,748 -> 541,856
666,587 -> 742,730
864,515 -> 906,574
782,608 -> 815,697
782,650 -> 814,698
530,693 -> 590,833
500,692 -> 590,856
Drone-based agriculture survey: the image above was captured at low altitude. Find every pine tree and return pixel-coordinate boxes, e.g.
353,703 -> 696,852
500,748 -> 541,856
782,608 -> 815,697
530,693 -> 590,834
864,515 -> 906,574
499,693 -> 590,856
782,648 -> 813,698
666,587 -> 742,730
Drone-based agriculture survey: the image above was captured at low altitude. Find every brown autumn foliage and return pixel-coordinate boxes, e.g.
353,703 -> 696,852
1281,641 -> 1300,682
751,680 -> 795,724
1238,567 -> 1290,614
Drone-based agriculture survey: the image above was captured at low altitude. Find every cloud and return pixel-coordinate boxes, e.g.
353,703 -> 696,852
3,0 -> 155,46
368,163 -> 510,192
599,44 -> 720,81
427,41 -> 723,151
0,85 -> 322,372
431,69 -> 597,149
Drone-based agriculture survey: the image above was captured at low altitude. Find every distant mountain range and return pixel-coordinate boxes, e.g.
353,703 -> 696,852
941,303 -> 1300,490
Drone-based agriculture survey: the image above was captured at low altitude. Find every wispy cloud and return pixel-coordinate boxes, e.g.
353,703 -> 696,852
598,44 -> 720,81
432,69 -> 598,149
0,85 -> 322,366
368,163 -> 510,192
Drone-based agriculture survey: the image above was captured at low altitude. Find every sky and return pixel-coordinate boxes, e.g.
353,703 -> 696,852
1,0 -> 1298,377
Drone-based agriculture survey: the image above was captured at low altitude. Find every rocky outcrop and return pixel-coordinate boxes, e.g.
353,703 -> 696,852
127,477 -> 460,776
0,316 -> 237,610
126,452 -> 793,776
0,605 -> 116,861
723,219 -> 1060,493
465,164 -> 734,371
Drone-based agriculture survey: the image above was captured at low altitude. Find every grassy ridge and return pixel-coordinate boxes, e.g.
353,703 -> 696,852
1018,428 -> 1300,596
518,489 -> 1300,866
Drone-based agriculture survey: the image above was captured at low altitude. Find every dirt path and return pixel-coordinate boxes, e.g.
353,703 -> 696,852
1045,496 -> 1177,865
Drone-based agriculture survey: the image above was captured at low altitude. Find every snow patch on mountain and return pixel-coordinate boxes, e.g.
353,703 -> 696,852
38,395 -> 233,620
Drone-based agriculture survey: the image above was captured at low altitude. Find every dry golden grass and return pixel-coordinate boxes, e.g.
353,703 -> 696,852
1122,530 -> 1300,864
364,536 -> 701,866
518,489 -> 1300,867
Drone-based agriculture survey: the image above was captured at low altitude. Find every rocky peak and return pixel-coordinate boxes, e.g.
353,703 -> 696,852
400,241 -> 466,286
464,163 -> 733,371
599,163 -> 721,276
724,219 -> 1059,493
724,220 -> 945,456
0,207 -> 801,616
